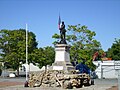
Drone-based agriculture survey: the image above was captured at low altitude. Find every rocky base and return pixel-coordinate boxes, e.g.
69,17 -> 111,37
28,70 -> 90,89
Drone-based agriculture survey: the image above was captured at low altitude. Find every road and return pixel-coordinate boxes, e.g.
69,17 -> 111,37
0,77 -> 118,85
0,77 -> 25,83
0,77 -> 118,90
94,79 -> 117,86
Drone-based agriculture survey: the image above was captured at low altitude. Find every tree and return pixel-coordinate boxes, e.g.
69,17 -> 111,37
0,29 -> 38,76
107,38 -> 120,60
52,24 -> 101,70
31,46 -> 55,71
92,49 -> 106,61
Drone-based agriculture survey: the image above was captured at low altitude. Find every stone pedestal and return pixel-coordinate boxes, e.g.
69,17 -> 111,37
53,44 -> 75,73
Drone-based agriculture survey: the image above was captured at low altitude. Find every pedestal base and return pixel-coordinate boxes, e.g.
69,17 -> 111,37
53,61 -> 75,73
52,44 -> 75,73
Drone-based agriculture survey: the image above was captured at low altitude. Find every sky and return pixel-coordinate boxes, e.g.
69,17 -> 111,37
0,0 -> 120,51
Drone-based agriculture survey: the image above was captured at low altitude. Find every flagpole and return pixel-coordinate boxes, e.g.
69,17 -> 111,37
26,23 -> 28,81
58,13 -> 61,29
24,23 -> 28,87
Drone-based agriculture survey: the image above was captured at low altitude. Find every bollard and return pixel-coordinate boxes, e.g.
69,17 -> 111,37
24,81 -> 29,87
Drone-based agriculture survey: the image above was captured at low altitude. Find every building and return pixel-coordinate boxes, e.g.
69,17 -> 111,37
93,60 -> 119,79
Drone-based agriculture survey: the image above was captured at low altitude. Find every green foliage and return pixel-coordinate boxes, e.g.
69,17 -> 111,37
107,38 -> 120,60
52,24 -> 101,70
52,33 -> 60,44
0,29 -> 38,76
30,46 -> 55,69
0,29 -> 55,74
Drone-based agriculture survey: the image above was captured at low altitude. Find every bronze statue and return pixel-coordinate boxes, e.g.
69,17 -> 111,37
59,21 -> 67,44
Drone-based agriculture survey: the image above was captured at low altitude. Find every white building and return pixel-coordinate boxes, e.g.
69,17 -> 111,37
21,63 -> 51,72
22,61 -> 119,79
21,63 -> 40,72
93,60 -> 119,79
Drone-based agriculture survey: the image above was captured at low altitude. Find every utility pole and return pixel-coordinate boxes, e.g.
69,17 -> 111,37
24,23 -> 29,87
26,23 -> 28,81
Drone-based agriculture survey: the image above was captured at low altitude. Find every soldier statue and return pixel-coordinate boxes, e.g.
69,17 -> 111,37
59,21 -> 67,44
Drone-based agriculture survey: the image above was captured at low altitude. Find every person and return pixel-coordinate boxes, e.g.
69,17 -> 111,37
59,21 -> 66,43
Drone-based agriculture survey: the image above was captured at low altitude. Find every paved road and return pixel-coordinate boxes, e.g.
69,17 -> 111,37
0,77 -> 118,90
0,77 -> 118,85
0,77 -> 25,83
94,79 -> 117,86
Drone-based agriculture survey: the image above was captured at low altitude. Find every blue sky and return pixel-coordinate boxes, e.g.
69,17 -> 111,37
0,0 -> 120,51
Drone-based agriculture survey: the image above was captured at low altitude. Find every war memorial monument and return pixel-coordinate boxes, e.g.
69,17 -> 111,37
52,21 -> 75,73
28,21 -> 90,89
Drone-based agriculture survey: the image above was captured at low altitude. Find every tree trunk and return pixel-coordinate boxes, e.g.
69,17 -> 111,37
16,67 -> 19,77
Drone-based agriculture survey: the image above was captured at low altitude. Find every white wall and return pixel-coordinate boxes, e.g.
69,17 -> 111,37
93,61 -> 118,79
21,63 -> 41,72
21,63 -> 51,72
